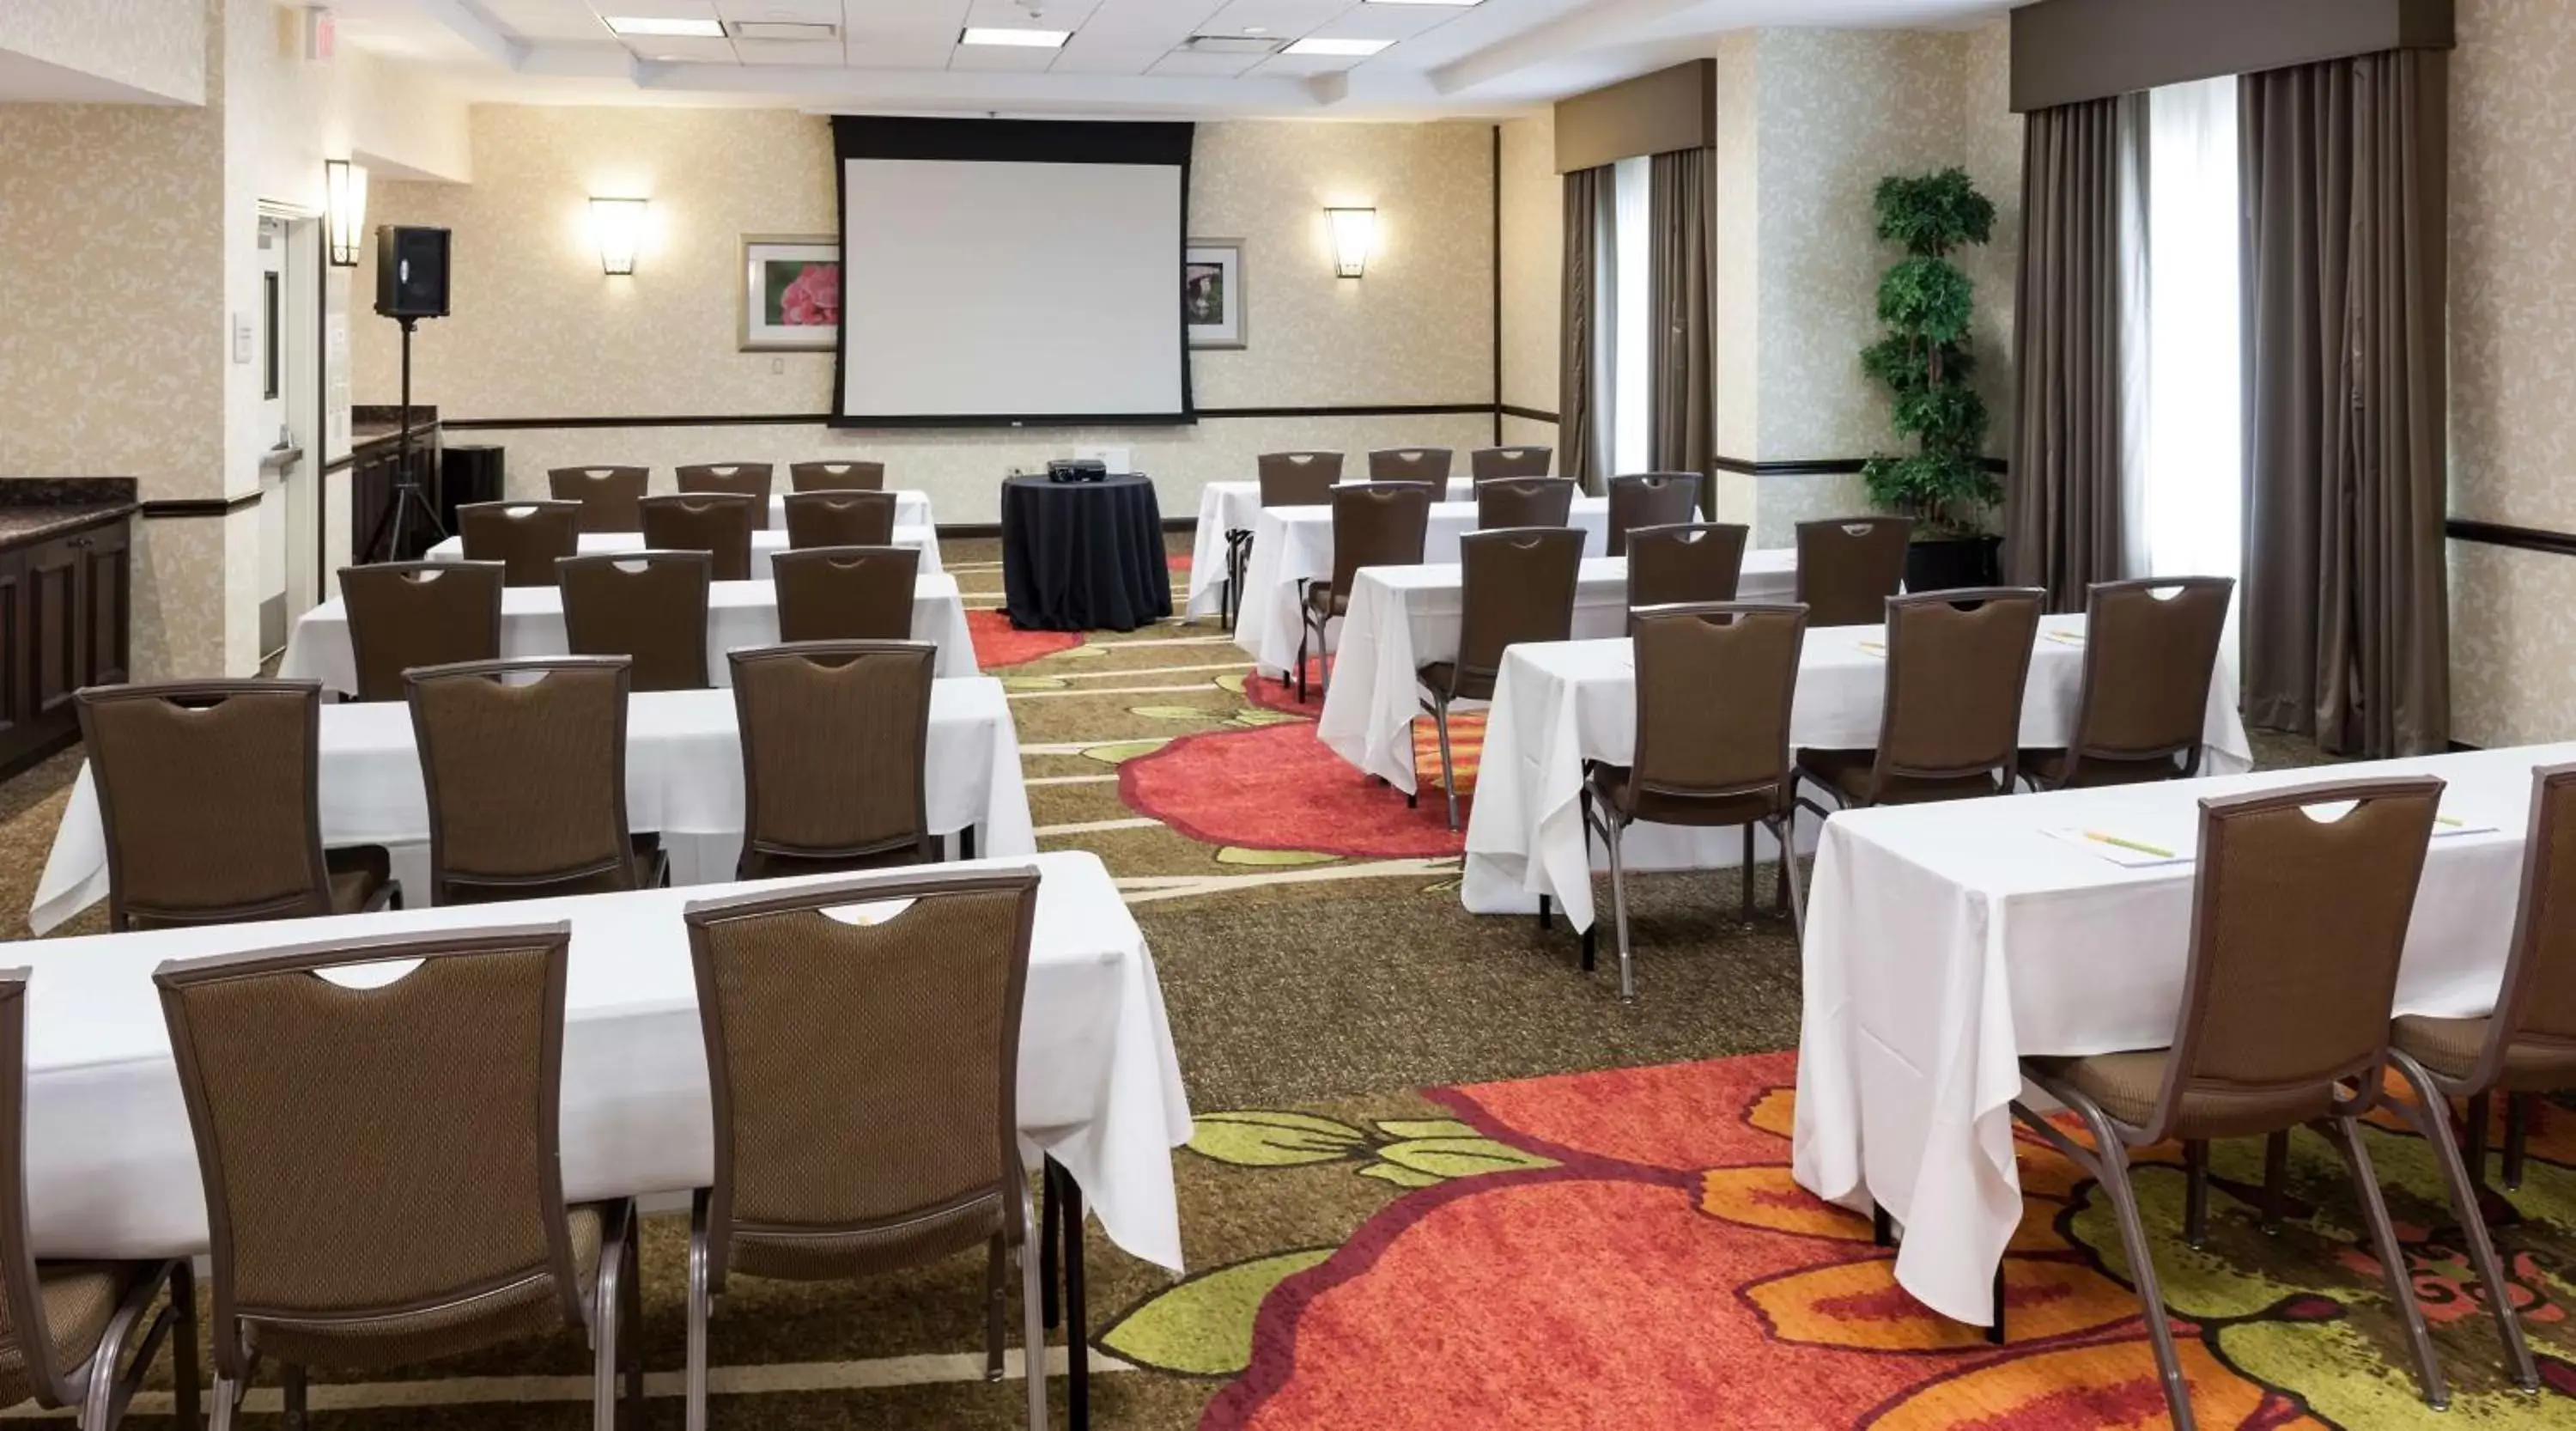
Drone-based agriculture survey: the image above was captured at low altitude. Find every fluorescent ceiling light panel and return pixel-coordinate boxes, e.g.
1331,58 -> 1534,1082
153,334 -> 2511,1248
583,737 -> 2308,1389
960,27 -> 1071,46
603,16 -> 726,37
1364,0 -> 1482,6
1283,36 -> 1392,55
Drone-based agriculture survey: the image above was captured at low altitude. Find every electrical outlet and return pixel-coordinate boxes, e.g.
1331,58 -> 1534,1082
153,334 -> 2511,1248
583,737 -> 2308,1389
770,357 -> 785,375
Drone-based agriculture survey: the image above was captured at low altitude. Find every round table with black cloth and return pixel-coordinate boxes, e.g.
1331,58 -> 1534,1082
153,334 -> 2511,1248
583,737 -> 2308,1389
999,473 -> 1174,632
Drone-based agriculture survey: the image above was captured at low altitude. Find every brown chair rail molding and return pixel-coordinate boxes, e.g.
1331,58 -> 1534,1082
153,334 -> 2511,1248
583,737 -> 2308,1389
2445,518 -> 2576,558
438,403 -> 1505,431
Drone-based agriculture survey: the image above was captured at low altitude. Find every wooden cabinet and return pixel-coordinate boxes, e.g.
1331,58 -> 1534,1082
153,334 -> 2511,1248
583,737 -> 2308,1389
0,515 -> 134,777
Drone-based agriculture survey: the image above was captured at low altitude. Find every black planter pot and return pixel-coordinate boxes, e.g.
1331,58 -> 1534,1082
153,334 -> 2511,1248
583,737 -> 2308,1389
1904,534 -> 2002,594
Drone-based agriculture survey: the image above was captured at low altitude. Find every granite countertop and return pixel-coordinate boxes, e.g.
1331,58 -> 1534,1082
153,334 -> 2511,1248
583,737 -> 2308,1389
0,478 -> 138,547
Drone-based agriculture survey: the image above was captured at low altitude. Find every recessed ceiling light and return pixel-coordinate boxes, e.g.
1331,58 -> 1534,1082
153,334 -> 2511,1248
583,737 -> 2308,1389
1284,37 -> 1394,56
960,27 -> 1070,47
1244,26 -> 1267,33
603,16 -> 726,38
1365,0 -> 1484,6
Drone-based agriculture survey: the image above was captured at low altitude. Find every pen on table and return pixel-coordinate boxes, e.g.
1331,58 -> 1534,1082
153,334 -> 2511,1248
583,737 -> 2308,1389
2082,830 -> 2175,858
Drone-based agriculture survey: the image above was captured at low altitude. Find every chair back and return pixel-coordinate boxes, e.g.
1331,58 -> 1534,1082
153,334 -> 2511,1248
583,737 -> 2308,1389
557,551 -> 712,691
675,462 -> 775,505
154,923 -> 584,1374
782,490 -> 897,550
339,561 -> 503,703
773,546 -> 920,644
1326,482 -> 1436,596
405,658 -> 641,900
0,971 -> 77,1408
639,493 -> 757,581
2151,777 -> 2443,1138
2067,577 -> 2235,778
2468,764 -> 2576,1087
76,681 -> 331,930
457,502 -> 580,588
1471,446 -> 1553,481
1368,448 -> 1452,482
1450,528 -> 1585,688
682,869 -> 1039,1282
1631,604 -> 1807,804
546,466 -> 648,533
1475,478 -> 1577,531
1256,452 -> 1342,508
1873,588 -> 2045,787
1795,516 -> 1915,626
1625,523 -> 1747,608
1606,473 -> 1702,556
789,460 -> 885,493
727,641 -> 937,872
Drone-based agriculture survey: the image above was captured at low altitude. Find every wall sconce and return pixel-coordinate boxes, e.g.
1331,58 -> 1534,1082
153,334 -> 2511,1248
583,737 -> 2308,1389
1326,206 -> 1376,279
325,159 -> 366,267
590,197 -> 649,276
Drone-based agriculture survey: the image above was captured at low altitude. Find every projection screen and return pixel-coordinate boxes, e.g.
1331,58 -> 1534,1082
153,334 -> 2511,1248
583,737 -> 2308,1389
830,117 -> 1195,425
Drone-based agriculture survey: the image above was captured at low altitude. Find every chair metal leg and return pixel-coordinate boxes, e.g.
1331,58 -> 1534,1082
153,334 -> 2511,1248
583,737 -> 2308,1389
2504,1093 -> 2530,1190
2183,1141 -> 2210,1248
687,1192 -> 714,1431
985,1235 -> 1008,1381
173,1260 -> 199,1431
80,1271 -> 157,1431
2260,1130 -> 2289,1233
1294,618 -> 1311,705
1772,815 -> 1807,941
622,1227 -> 644,1421
2319,1113 -> 2448,1409
1432,697 -> 1460,831
2016,1094 -> 2196,1431
1740,825 -> 1755,923
2388,1054 -> 2539,1391
1605,817 -> 1636,1000
1047,1159 -> 1091,1431
1018,1178 -> 1048,1431
282,1363 -> 307,1431
209,1373 -> 240,1431
593,1217 -> 625,1431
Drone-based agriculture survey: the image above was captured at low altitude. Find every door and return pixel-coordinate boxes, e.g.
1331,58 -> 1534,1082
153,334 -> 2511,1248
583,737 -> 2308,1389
0,547 -> 26,763
256,214 -> 293,655
25,535 -> 82,722
80,521 -> 131,688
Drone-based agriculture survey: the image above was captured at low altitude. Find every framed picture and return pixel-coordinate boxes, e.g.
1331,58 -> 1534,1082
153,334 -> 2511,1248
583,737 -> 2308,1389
739,234 -> 840,351
1185,240 -> 1245,350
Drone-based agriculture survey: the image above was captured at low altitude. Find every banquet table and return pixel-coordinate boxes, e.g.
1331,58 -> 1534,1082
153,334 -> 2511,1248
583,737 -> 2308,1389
27,679 -> 1037,935
1233,497 -> 1614,676
1315,551 -> 1800,792
1185,478 -> 1476,618
1460,613 -> 2256,930
423,523 -> 944,581
278,572 -> 978,697
1790,742 -> 2576,1326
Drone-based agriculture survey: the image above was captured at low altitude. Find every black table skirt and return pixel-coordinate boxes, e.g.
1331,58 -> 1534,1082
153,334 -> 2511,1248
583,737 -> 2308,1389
999,474 -> 1174,632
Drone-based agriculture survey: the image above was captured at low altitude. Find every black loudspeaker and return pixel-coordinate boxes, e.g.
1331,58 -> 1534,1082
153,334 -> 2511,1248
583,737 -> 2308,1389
374,225 -> 451,319
440,444 -> 504,532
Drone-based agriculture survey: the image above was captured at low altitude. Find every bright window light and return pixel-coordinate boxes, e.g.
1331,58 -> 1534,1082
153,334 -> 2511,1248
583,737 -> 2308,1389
961,27 -> 1070,47
2142,76 -> 2244,674
1611,155 -> 1651,477
1284,37 -> 1394,56
603,16 -> 726,38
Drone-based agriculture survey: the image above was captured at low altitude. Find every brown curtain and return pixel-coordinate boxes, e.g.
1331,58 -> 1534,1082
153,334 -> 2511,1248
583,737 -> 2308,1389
2008,98 -> 2128,610
2239,52 -> 2449,756
1559,167 -> 1608,492
1649,148 -> 1713,507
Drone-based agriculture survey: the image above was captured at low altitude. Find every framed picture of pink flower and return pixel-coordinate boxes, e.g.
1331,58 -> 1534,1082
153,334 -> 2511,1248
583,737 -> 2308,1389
739,235 -> 841,351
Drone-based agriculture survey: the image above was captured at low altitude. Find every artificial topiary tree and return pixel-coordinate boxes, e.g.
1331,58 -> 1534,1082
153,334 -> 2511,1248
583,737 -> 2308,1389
1860,167 -> 2000,537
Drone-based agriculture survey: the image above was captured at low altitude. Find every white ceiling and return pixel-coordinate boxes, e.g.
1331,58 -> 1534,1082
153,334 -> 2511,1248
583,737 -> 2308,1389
323,0 -> 2019,119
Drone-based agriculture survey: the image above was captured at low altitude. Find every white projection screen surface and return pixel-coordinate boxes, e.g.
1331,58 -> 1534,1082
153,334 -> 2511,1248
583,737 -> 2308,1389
831,119 -> 1194,424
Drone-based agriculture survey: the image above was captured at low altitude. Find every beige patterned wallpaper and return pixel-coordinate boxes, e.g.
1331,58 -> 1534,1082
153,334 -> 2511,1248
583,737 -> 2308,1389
1497,113 -> 1560,419
0,0 -> 204,104
1960,17 -> 2021,457
1714,32 -> 1761,460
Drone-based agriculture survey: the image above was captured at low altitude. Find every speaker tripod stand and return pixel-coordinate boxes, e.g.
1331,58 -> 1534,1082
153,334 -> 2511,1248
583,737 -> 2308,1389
363,314 -> 446,564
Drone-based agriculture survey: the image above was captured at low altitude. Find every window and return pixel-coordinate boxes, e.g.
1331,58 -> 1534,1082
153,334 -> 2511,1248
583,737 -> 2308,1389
1610,155 -> 1653,477
261,271 -> 283,403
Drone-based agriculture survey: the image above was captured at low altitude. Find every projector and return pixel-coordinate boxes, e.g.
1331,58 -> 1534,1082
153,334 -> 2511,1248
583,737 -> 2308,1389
1046,459 -> 1109,484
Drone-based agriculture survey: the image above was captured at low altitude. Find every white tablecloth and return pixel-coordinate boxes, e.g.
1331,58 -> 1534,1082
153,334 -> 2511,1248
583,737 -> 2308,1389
423,524 -> 944,581
1315,551 -> 1801,792
13,849 -> 1191,1272
1185,478 -> 1475,618
1233,498 -> 1613,676
1792,742 -> 2575,1325
1461,613 -> 2255,929
279,572 -> 977,697
27,679 -> 1037,935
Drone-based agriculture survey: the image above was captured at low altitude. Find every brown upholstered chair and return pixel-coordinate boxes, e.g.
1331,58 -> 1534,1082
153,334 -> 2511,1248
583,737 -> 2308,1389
781,490 -> 897,551
1581,603 -> 1807,997
1792,588 -> 2044,827
1297,481 -> 1436,703
1471,446 -> 1553,481
773,546 -> 920,645
1605,474 -> 1702,557
339,560 -> 504,703
2020,577 -> 2235,790
1625,523 -> 1748,609
1420,527 -> 1584,830
75,681 -> 398,932
155,924 -> 640,1431
2006,777 -> 2451,1425
1369,447 -> 1452,482
1475,477 -> 1577,531
548,466 -> 649,534
726,641 -> 938,878
789,460 -> 886,493
640,493 -> 757,582
458,502 -> 582,588
1794,516 -> 1914,626
680,868 -> 1045,1431
404,658 -> 665,904
558,551 -> 713,692
1233,453 -> 1346,630
0,971 -> 193,1430
675,461 -> 775,506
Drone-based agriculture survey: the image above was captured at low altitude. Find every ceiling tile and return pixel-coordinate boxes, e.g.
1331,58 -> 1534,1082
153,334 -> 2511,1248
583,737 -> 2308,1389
1309,3 -> 1459,41
732,38 -> 847,62
481,0 -> 611,41
1048,34 -> 1170,75
842,36 -> 959,67
1197,0 -> 1352,41
947,40 -> 1063,71
588,0 -> 723,22
960,0 -> 1104,30
714,0 -> 841,21
1247,46 -> 1362,74
1070,0 -> 1226,43
618,33 -> 739,60
844,0 -> 972,44
1146,48 -> 1265,76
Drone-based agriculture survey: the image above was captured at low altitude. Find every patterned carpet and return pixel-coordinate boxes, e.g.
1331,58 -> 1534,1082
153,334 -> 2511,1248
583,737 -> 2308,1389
0,539 -> 2567,1428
